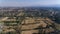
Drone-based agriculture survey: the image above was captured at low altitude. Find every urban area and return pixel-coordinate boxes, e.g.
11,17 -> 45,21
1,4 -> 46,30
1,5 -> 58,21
0,7 -> 60,34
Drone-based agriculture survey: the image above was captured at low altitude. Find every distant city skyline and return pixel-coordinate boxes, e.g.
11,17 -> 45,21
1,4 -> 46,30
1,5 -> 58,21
0,0 -> 60,7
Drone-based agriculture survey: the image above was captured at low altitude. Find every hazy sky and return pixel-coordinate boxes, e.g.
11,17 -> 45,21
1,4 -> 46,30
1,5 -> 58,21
0,0 -> 60,7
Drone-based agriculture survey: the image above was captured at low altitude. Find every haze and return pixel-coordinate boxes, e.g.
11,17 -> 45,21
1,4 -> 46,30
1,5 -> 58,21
0,0 -> 60,7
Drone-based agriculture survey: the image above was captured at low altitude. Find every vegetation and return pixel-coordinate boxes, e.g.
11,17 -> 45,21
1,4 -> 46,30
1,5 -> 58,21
0,7 -> 60,34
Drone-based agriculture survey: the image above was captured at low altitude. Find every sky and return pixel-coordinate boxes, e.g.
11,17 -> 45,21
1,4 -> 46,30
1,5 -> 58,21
0,0 -> 60,7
